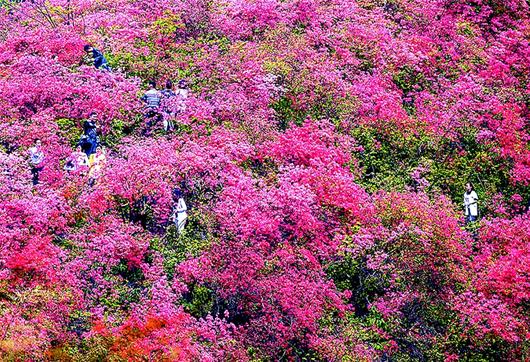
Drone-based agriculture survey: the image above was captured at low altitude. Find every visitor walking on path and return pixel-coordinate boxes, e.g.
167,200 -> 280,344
83,45 -> 111,71
464,182 -> 479,223
28,139 -> 45,185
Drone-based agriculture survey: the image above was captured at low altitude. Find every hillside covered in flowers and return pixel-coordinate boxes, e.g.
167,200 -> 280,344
0,0 -> 529,360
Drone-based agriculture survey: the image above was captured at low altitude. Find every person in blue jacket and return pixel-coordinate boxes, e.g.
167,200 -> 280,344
83,45 -> 111,71
79,112 -> 100,159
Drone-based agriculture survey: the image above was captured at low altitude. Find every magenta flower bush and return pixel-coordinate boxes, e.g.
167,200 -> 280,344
0,0 -> 529,360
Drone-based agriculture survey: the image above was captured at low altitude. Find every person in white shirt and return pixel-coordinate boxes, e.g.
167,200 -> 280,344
171,189 -> 188,234
464,182 -> 479,223
29,139 -> 45,185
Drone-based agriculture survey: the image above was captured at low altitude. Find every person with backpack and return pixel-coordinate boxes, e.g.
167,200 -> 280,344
83,45 -> 111,71
28,139 -> 45,185
160,80 -> 176,132
464,182 -> 479,223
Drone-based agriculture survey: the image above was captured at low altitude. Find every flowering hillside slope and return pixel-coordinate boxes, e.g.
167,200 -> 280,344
0,0 -> 529,360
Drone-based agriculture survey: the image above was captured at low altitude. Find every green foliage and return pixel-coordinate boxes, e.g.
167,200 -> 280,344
393,67 -> 426,95
240,157 -> 278,179
181,284 -> 214,318
393,66 -> 427,115
351,123 -> 521,219
327,254 -> 389,317
89,260 -> 146,317
56,117 -> 82,147
172,120 -> 193,136
52,235 -> 80,252
151,11 -> 185,37
352,125 -> 426,193
104,117 -> 138,149
150,214 -> 211,280
271,96 -> 306,130
310,94 -> 358,124
47,337 -> 110,362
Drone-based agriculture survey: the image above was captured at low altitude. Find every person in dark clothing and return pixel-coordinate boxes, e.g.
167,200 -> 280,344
83,113 -> 98,137
83,45 -> 110,71
160,80 -> 176,132
79,112 -> 100,159
161,79 -> 176,98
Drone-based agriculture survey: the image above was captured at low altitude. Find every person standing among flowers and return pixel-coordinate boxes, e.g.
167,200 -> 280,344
464,182 -> 479,223
160,80 -> 176,132
175,79 -> 189,113
141,80 -> 162,133
88,147 -> 107,186
79,112 -> 100,163
171,189 -> 188,234
28,139 -> 45,185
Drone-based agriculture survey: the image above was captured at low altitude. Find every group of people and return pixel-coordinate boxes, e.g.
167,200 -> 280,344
141,79 -> 189,133
83,44 -> 190,133
80,45 -> 192,231
26,44 -> 487,234
28,128 -> 106,188
27,134 -> 187,232
30,41 -> 189,229
60,112 -> 107,184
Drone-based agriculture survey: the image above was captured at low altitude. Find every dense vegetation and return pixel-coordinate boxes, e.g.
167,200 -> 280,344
0,0 -> 529,360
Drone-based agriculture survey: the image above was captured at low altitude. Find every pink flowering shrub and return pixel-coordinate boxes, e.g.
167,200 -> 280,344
454,215 -> 530,346
0,0 -> 529,359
